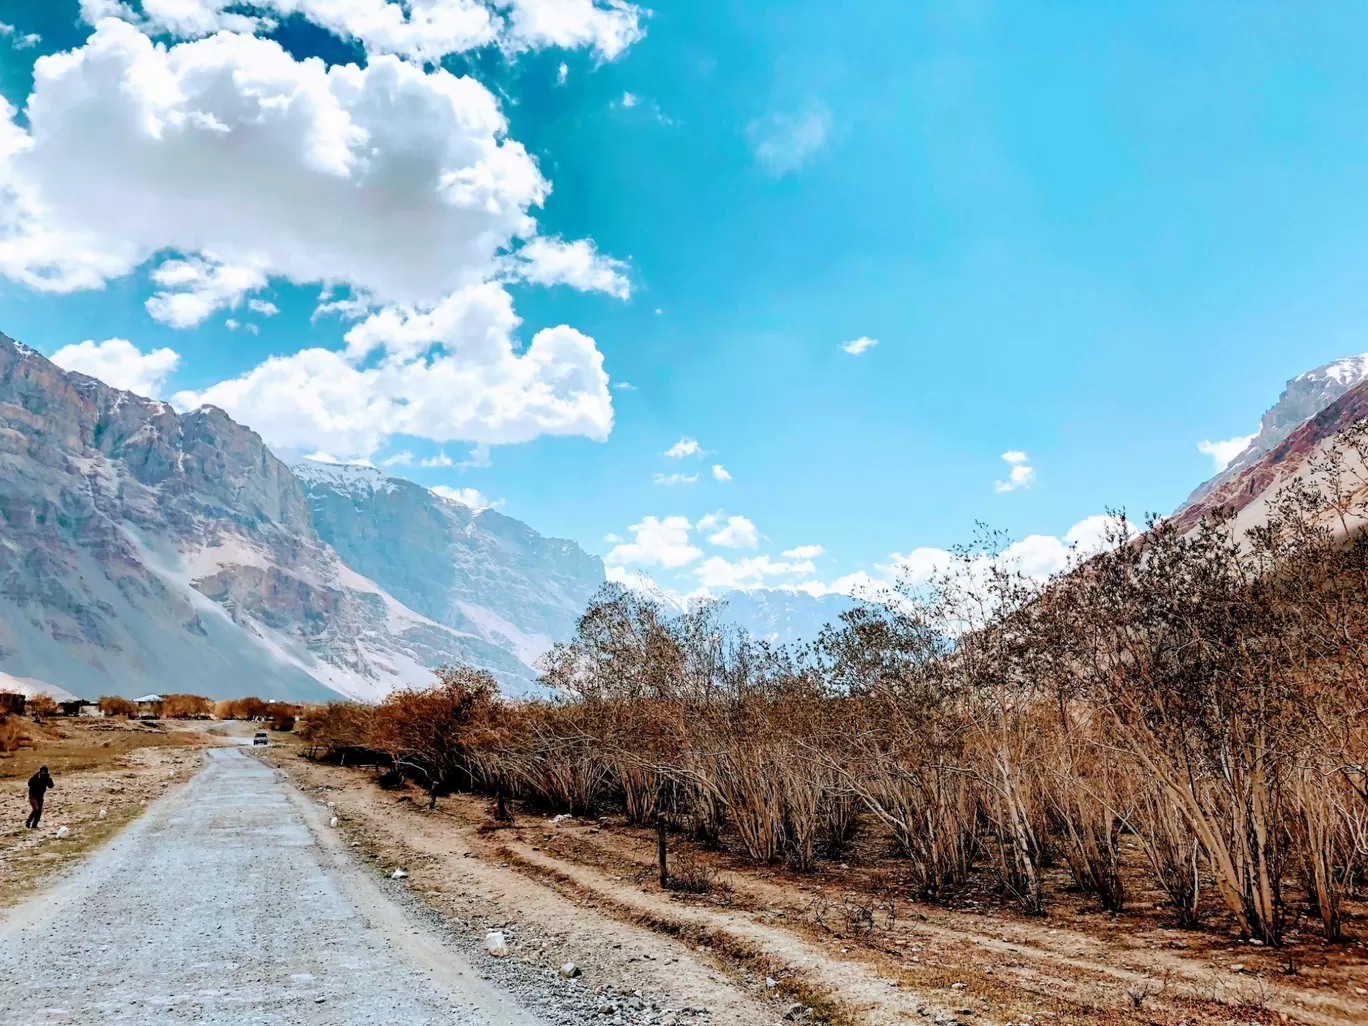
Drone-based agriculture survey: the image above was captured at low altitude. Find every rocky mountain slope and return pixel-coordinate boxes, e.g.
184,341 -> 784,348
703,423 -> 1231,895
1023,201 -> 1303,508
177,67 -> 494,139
1185,353 -> 1368,506
0,333 -> 536,701
1171,374 -> 1368,537
290,458 -> 603,668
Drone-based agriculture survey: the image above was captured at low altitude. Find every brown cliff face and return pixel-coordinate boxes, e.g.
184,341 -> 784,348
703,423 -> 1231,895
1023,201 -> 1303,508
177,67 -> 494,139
0,333 -> 534,701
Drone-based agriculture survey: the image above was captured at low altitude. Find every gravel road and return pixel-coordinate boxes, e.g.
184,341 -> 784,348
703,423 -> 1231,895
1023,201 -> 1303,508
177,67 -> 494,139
0,747 -> 546,1025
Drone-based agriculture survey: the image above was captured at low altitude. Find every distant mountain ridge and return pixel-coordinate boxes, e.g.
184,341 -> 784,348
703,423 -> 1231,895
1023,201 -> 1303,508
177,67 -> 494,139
290,457 -> 603,668
0,333 -> 592,701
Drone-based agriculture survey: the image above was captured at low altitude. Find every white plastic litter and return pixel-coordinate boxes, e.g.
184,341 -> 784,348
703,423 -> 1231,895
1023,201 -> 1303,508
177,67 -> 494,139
329,816 -> 339,828
551,813 -> 573,824
391,868 -> 406,879
55,826 -> 70,839
98,808 -> 107,819
484,931 -> 509,957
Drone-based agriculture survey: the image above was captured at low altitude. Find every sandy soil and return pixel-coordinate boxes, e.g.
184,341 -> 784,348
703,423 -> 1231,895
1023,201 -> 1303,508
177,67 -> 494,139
269,749 -> 1368,1026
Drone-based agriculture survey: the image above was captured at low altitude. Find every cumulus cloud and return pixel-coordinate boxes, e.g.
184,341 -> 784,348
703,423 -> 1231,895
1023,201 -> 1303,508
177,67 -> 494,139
1197,432 -> 1256,473
421,450 -> 455,467
840,336 -> 877,355
664,437 -> 701,459
711,463 -> 731,481
172,283 -> 612,457
782,544 -> 823,560
145,256 -> 268,328
994,450 -> 1035,493
653,472 -> 699,486
700,514 -> 758,549
431,484 -> 501,509
79,0 -> 645,63
748,102 -> 831,176
509,236 -> 630,298
604,515 -> 701,569
0,22 -> 548,304
50,337 -> 179,397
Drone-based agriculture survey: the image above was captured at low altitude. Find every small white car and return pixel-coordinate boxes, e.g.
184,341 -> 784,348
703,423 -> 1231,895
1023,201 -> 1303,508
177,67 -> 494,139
252,731 -> 269,746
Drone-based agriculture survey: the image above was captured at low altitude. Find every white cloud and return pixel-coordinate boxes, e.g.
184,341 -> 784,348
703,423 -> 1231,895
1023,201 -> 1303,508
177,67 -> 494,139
173,283 -> 612,457
664,436 -> 700,459
993,450 -> 1035,493
460,443 -> 492,468
613,381 -> 637,391
704,514 -> 758,549
556,62 -> 569,85
604,515 -> 701,569
0,22 -> 40,48
247,298 -> 279,317
782,544 -> 823,560
603,532 -> 623,543
840,336 -> 878,355
420,450 -> 454,467
693,554 -> 817,591
382,450 -> 415,466
431,484 -> 501,510
509,236 -> 630,298
145,256 -> 268,328
621,91 -> 639,108
747,102 -> 831,176
888,513 -> 1131,590
0,22 -> 561,306
653,472 -> 699,486
1197,432 -> 1256,473
80,0 -> 645,63
711,463 -> 731,481
500,0 -> 645,60
49,337 -> 179,397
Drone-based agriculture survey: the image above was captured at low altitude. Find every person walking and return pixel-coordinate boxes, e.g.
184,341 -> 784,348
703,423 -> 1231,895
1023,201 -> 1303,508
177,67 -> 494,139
26,765 -> 54,829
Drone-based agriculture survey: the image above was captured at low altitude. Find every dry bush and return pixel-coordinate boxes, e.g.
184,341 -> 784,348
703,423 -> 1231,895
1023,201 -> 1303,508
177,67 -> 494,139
305,438 -> 1368,946
98,695 -> 136,717
297,701 -> 376,761
161,694 -> 212,719
0,714 -> 21,753
28,694 -> 58,718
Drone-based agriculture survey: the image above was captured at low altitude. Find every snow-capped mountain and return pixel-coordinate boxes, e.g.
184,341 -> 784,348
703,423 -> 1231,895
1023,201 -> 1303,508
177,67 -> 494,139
0,333 -> 538,701
1186,352 -> 1368,506
289,457 -> 603,669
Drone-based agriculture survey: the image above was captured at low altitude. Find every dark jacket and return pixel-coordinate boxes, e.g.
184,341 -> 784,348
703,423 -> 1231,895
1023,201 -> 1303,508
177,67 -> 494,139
27,770 -> 53,801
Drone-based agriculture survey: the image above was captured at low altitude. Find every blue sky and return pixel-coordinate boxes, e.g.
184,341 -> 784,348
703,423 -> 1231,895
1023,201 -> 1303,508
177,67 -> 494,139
1,1 -> 1367,599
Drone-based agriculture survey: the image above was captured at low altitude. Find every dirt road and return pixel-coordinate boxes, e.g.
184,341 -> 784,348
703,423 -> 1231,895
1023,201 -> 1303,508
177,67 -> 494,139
0,747 -> 546,1025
